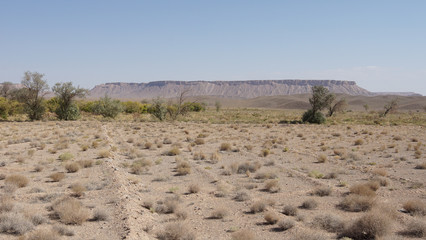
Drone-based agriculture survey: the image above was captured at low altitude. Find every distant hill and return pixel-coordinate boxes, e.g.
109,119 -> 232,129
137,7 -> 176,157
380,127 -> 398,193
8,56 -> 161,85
88,80 -> 373,99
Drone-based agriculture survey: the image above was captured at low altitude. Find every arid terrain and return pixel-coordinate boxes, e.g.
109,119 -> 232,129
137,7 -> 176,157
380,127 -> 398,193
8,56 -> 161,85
0,111 -> 425,240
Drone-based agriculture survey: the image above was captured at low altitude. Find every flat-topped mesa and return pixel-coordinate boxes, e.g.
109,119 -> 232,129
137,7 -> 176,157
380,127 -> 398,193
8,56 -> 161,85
89,80 -> 370,99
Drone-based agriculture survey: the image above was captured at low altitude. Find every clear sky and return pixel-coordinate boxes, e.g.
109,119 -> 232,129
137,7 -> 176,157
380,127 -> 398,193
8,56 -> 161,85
1,1 -> 425,95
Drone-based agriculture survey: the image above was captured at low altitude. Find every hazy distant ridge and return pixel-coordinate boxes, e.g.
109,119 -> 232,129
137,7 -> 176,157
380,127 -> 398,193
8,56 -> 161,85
89,80 -> 372,99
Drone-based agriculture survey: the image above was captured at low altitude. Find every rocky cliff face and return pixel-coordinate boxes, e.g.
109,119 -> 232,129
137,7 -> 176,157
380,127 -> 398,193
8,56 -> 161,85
89,80 -> 372,99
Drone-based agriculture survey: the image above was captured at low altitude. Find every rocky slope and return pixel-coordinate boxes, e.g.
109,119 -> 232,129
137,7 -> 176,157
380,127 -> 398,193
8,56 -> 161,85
88,80 -> 372,99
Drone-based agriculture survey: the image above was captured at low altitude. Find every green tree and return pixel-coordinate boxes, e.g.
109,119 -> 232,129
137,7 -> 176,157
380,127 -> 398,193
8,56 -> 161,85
0,82 -> 14,98
52,82 -> 88,120
328,98 -> 347,117
92,95 -> 123,118
18,71 -> 49,120
303,86 -> 335,124
148,98 -> 167,121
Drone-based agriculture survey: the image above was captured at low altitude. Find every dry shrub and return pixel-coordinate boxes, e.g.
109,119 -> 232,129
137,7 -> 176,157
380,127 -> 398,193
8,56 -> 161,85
371,176 -> 389,187
250,200 -> 267,213
193,151 -> 206,160
312,214 -> 345,232
155,197 -> 179,214
264,179 -> 280,193
372,168 -> 387,176
52,197 -> 90,225
254,171 -> 277,180
0,211 -> 34,235
30,214 -> 47,226
26,228 -> 60,240
176,161 -> 191,175
333,148 -> 346,157
231,229 -> 255,240
403,199 -> 426,216
219,142 -> 231,151
97,150 -> 111,158
49,172 -> 65,182
166,147 -> 180,156
5,175 -> 29,188
341,211 -> 392,240
65,162 -> 80,173
194,138 -> 205,145
354,139 -> 364,145
312,186 -> 332,197
210,208 -> 227,219
52,225 -> 74,236
58,152 -> 74,161
92,209 -> 109,221
131,159 -> 152,175
339,195 -> 375,212
264,212 -> 279,224
301,199 -> 318,209
415,162 -> 426,169
77,160 -> 93,168
70,183 -> 86,197
349,183 -> 377,197
401,219 -> 426,238
277,219 -> 295,231
209,152 -> 221,164
144,142 -> 153,149
157,222 -> 195,240
188,184 -> 200,194
237,161 -> 261,173
34,165 -> 43,172
260,149 -> 270,157
292,228 -> 328,240
317,154 -> 327,163
0,196 -> 14,213
282,205 -> 298,216
234,190 -> 250,202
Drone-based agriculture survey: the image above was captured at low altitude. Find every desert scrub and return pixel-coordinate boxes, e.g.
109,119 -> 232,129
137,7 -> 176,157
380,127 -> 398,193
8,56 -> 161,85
260,148 -> 270,157
401,219 -> 426,238
58,152 -> 74,161
97,149 -> 111,158
317,154 -> 327,163
301,199 -> 318,209
250,200 -> 267,213
349,182 -> 378,197
308,170 -> 324,179
194,138 -> 205,145
219,142 -> 231,151
231,230 -> 255,240
264,211 -> 279,224
312,186 -> 332,196
264,179 -> 280,193
403,199 -> 426,216
312,214 -> 345,233
210,208 -> 227,219
415,162 -> 426,169
282,205 -> 298,216
354,139 -> 364,145
52,197 -> 90,225
166,147 -> 180,156
0,211 -> 34,235
338,194 -> 375,212
157,222 -> 195,240
188,184 -> 200,194
49,172 -> 65,182
70,183 -> 86,197
155,197 -> 179,214
77,159 -> 93,168
26,228 -> 60,240
65,162 -> 80,173
176,160 -> 191,175
5,174 -> 29,188
277,219 -> 295,231
92,208 -> 109,221
131,159 -> 152,174
237,161 -> 261,173
209,152 -> 221,164
342,210 -> 392,240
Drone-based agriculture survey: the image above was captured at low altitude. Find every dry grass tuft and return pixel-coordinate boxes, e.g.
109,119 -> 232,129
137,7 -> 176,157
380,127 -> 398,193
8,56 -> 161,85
70,183 -> 86,197
354,139 -> 364,145
234,190 -> 250,202
188,184 -> 200,194
0,196 -> 14,213
312,214 -> 345,233
250,200 -> 267,213
231,229 -> 255,240
372,168 -> 387,176
277,219 -> 295,231
264,212 -> 279,224
210,208 -> 227,219
166,147 -> 181,156
401,219 -> 426,238
97,149 -> 111,158
5,175 -> 29,188
219,142 -> 231,151
237,161 -> 261,173
282,205 -> 298,216
49,172 -> 65,182
403,199 -> 426,216
341,210 -> 392,240
301,199 -> 318,209
264,179 -> 280,193
0,211 -> 34,235
65,162 -> 80,173
155,197 -> 179,214
92,209 -> 109,221
176,161 -> 191,175
317,154 -> 327,163
77,159 -> 93,168
312,186 -> 332,196
349,182 -> 378,197
52,197 -> 90,225
338,195 -> 375,212
26,228 -> 60,240
157,222 -> 195,240
415,162 -> 426,169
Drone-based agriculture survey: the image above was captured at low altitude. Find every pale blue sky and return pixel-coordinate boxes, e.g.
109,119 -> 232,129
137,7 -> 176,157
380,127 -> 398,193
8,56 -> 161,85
1,1 -> 425,95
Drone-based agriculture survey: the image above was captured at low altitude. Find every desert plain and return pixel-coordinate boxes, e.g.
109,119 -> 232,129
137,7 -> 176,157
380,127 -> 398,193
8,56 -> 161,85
0,109 -> 425,240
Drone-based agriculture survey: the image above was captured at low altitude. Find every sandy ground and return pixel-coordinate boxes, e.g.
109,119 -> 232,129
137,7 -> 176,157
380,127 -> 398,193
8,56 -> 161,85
0,120 -> 424,239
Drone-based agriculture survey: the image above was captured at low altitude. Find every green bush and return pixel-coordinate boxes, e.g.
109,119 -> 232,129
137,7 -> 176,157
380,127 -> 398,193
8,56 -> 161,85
302,109 -> 326,124
56,103 -> 81,120
148,98 -> 167,121
122,101 -> 148,114
77,100 -> 96,113
92,96 -> 123,118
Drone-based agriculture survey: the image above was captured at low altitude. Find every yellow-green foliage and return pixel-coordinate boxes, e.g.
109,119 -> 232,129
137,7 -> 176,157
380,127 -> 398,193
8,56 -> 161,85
121,101 -> 148,114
